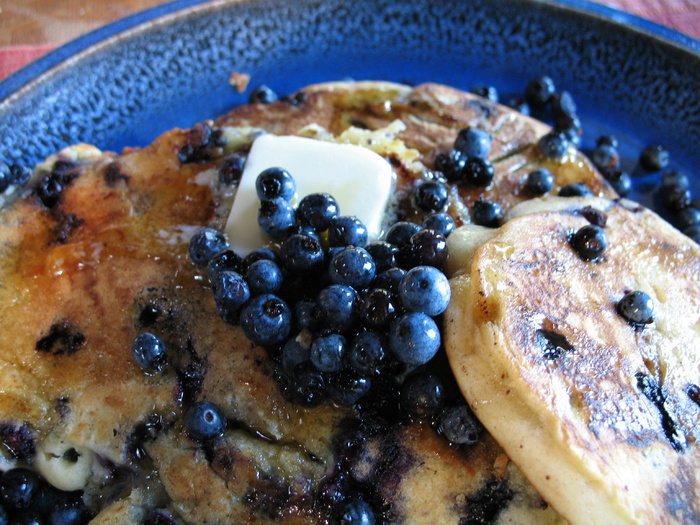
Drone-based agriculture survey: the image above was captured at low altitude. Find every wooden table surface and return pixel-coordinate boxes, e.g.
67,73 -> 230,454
0,0 -> 697,52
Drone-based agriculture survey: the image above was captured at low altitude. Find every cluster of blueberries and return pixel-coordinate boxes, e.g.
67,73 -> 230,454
0,467 -> 91,525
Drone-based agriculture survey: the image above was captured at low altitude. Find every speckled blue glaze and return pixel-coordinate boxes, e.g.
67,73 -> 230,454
0,0 -> 698,209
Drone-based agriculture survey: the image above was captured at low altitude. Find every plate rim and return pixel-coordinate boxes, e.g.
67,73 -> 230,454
1,0 -> 699,105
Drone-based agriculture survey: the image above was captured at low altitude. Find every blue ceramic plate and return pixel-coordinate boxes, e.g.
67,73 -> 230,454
0,0 -> 698,213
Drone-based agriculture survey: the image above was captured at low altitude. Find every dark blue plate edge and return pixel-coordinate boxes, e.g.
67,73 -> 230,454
1,0 -> 699,104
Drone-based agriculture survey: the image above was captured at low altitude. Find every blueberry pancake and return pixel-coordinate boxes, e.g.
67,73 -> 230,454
0,80 -> 615,523
444,197 -> 700,524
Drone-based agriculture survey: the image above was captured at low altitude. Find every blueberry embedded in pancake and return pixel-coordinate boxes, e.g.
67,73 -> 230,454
444,196 -> 700,524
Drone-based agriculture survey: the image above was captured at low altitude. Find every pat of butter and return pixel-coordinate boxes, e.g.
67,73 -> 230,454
225,134 -> 394,255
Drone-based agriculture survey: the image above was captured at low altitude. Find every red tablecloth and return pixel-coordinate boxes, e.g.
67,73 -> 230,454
0,0 -> 698,81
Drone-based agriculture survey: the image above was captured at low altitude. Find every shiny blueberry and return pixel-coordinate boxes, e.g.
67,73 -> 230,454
388,312 -> 441,366
460,156 -> 495,187
570,224 -> 608,261
329,247 -> 376,289
454,127 -> 492,159
439,404 -> 482,445
406,228 -> 449,268
556,115 -> 583,148
246,259 -> 283,294
422,212 -> 455,237
47,497 -> 91,525
552,90 -> 577,118
537,130 -> 570,160
240,294 -> 292,347
591,143 -> 620,173
526,168 -> 555,195
294,300 -> 321,332
185,401 -> 226,441
365,241 -> 399,272
317,285 -> 358,332
639,144 -> 670,172
604,170 -> 632,197
434,149 -> 466,182
282,336 -> 311,374
207,249 -> 243,278
189,228 -> 230,266
0,468 -> 42,510
311,333 -> 347,373
258,197 -> 296,239
471,85 -> 499,103
596,135 -> 619,148
471,198 -> 503,227
348,331 -> 385,375
683,224 -> 700,243
399,265 -> 451,316
507,95 -> 530,115
248,85 -> 278,104
327,370 -> 372,405
328,216 -> 368,247
243,248 -> 279,269
279,234 -> 325,274
414,180 -> 448,212
340,498 -> 375,525
617,290 -> 654,326
359,288 -> 398,328
559,182 -> 593,197
525,75 -> 556,108
400,372 -> 445,420
297,193 -> 340,232
292,362 -> 327,407
661,170 -> 689,190
9,164 -> 32,187
132,332 -> 167,373
373,267 -> 406,294
384,221 -> 421,247
212,270 -> 250,323
218,153 -> 246,184
255,167 -> 296,201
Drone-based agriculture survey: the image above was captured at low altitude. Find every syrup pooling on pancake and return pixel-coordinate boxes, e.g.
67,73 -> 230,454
0,80 -> 624,523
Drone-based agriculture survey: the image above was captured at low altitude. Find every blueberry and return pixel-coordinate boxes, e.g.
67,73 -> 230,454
471,85 -> 499,103
9,164 -> 32,187
207,249 -> 243,278
388,312 -> 441,366
384,221 -> 421,247
317,285 -> 358,332
212,270 -> 251,323
507,95 -> 530,115
47,497 -> 91,525
0,468 -> 42,510
189,228 -> 230,266
279,234 -> 325,274
11,511 -> 42,525
348,331 -> 385,375
414,180 -> 448,212
537,131 -> 570,160
453,127 -> 492,159
559,182 -> 593,197
329,247 -> 376,289
525,76 -> 556,108
258,197 -> 296,239
0,505 -> 6,525
295,192 -> 340,231
591,143 -> 620,173
434,149 -> 466,182
294,300 -> 321,332
185,401 -> 226,441
255,167 -> 296,201
683,224 -> 700,243
399,265 -> 451,316
422,212 -> 455,237
292,362 -> 327,407
365,241 -> 399,273
596,135 -> 619,148
373,267 -> 406,294
358,288 -> 398,328
400,373 -> 445,420
661,185 -> 691,211
526,168 -> 555,195
310,333 -> 347,372
142,511 -> 178,525
243,248 -> 280,269
290,223 -> 321,240
0,163 -> 10,193
552,90 -> 577,118
131,332 -> 167,373
340,498 -> 375,525
327,370 -> 372,405
617,290 -> 654,326
240,294 -> 292,347
639,144 -> 670,172
569,224 -> 608,261
471,198 -> 503,228
604,170 -> 632,197
661,170 -> 689,190
460,156 -> 495,187
439,404 -> 482,445
675,206 -> 700,231
406,228 -> 449,268
246,259 -> 283,294
557,116 -> 582,148
328,216 -> 368,248
218,153 -> 246,184
282,335 -> 312,374
248,85 -> 278,104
